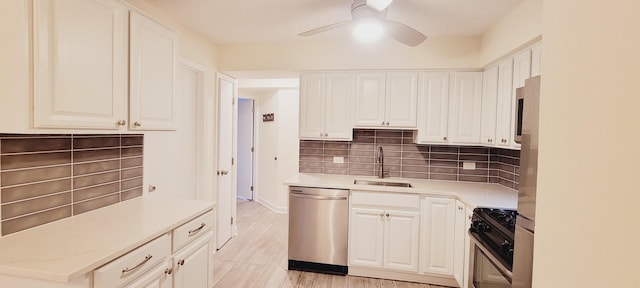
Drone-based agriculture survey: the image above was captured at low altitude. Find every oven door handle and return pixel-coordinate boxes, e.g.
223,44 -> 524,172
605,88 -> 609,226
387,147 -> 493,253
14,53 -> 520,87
469,233 -> 513,282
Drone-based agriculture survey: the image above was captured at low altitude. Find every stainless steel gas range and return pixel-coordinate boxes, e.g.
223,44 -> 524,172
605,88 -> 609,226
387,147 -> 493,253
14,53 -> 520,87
469,208 -> 516,288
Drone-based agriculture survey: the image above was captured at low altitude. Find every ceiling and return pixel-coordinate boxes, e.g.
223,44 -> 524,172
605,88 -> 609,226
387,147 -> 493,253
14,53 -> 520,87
146,0 -> 524,46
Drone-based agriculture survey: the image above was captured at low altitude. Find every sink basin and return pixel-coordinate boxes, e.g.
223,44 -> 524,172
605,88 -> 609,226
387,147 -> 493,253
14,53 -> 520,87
353,179 -> 413,188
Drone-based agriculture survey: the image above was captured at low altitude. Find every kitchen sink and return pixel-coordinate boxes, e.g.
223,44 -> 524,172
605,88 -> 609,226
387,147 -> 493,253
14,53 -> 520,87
353,179 -> 413,188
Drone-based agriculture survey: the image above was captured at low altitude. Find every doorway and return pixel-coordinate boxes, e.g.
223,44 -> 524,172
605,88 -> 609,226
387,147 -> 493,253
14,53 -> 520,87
236,98 -> 255,201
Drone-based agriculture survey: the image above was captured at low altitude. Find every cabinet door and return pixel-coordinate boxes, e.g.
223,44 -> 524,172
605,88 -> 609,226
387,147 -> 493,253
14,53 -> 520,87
173,231 -> 213,288
416,72 -> 450,143
453,201 -> 467,287
448,72 -> 483,144
531,42 -> 542,77
384,210 -> 420,272
33,0 -> 128,129
124,260 -> 172,288
349,208 -> 384,268
462,206 -> 473,288
299,73 -> 326,139
325,73 -> 356,140
480,67 -> 499,146
354,73 -> 386,127
420,197 -> 456,276
496,59 -> 514,147
129,11 -> 180,131
385,72 -> 418,128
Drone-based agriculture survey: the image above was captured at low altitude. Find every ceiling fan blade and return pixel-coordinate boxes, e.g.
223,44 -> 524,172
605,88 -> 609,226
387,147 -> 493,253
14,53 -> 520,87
299,21 -> 351,37
384,19 -> 427,47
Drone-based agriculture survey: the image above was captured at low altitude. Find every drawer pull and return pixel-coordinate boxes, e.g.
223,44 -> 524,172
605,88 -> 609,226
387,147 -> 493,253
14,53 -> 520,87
165,268 -> 173,275
178,259 -> 185,266
121,254 -> 153,274
188,223 -> 206,236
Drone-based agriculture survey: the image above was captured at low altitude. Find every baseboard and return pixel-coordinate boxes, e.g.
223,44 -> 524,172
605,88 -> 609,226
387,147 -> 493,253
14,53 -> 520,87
255,196 -> 287,214
348,266 -> 459,287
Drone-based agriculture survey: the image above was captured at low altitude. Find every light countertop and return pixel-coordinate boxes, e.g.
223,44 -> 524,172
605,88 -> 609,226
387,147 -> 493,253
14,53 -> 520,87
0,196 -> 215,283
285,173 -> 517,210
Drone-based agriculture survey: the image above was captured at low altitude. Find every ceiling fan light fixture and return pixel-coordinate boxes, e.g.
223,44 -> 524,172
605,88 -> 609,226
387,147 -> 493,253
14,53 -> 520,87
352,18 -> 384,43
366,0 -> 393,12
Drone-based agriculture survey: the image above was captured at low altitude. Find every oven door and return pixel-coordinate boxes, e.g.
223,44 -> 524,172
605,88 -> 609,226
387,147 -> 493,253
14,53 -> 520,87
470,235 -> 512,288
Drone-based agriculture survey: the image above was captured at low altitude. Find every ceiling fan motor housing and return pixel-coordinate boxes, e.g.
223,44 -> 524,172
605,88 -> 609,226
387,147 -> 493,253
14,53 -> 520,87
352,0 -> 388,19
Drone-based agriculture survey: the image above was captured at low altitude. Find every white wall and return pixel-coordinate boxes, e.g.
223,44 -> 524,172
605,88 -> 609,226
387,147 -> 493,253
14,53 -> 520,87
534,0 -> 640,287
219,37 -> 482,71
479,0 -> 543,66
254,89 -> 299,213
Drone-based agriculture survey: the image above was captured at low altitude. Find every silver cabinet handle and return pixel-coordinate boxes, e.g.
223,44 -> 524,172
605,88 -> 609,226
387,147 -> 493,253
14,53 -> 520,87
379,213 -> 384,218
116,120 -> 126,126
381,121 -> 385,126
385,213 -> 390,218
164,268 -> 173,275
488,138 -> 492,143
122,254 -> 152,274
385,121 -> 389,126
177,259 -> 185,266
443,136 -> 448,141
324,133 -> 328,137
188,223 -> 206,236
220,170 -> 229,175
134,121 -> 142,127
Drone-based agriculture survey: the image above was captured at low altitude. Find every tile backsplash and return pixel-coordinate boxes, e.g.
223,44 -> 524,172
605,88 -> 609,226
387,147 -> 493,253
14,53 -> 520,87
0,134 -> 144,236
299,129 -> 520,189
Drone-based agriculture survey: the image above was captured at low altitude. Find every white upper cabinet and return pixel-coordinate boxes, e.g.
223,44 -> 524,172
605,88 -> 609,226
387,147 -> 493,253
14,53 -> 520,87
448,72 -> 483,144
415,72 -> 450,143
355,72 -> 418,128
33,0 -> 179,131
129,10 -> 179,131
496,59 -> 514,147
299,73 -> 355,140
385,72 -> 418,128
531,42 -> 542,77
480,67 -> 499,146
33,0 -> 128,129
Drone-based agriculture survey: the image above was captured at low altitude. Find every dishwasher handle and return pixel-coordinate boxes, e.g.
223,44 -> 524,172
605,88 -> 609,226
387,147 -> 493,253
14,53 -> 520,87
290,189 -> 348,200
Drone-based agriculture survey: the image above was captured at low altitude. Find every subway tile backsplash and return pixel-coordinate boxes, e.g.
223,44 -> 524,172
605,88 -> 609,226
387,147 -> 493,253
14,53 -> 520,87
0,134 -> 144,236
299,129 -> 520,190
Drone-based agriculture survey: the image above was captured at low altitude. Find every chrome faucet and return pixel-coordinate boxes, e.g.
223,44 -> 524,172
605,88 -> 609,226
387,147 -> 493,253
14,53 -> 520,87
377,146 -> 388,178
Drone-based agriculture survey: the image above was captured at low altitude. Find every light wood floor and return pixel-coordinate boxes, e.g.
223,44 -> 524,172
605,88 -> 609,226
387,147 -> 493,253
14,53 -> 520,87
212,200 -> 453,288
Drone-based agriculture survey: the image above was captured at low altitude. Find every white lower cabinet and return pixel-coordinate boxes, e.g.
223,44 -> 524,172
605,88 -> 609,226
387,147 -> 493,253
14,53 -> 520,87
419,197 -> 455,276
349,191 -> 420,273
124,260 -> 172,288
173,231 -> 214,288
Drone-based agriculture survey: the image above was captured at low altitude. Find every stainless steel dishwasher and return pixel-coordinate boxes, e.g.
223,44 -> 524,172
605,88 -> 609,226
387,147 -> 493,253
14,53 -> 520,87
288,186 -> 349,275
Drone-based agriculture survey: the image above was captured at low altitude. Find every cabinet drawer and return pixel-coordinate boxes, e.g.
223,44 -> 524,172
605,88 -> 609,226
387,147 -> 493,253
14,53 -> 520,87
351,191 -> 420,210
94,233 -> 170,288
173,209 -> 214,252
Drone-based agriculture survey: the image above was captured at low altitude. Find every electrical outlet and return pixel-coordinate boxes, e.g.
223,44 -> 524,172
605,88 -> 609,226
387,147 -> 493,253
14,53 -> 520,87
463,162 -> 476,170
333,156 -> 344,164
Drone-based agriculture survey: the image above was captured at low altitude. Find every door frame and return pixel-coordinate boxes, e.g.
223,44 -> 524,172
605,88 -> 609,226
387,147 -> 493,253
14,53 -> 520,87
237,96 -> 258,201
178,57 -> 212,203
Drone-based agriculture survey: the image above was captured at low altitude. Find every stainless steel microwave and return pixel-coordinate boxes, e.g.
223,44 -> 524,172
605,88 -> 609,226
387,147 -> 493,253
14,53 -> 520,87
514,87 -> 524,144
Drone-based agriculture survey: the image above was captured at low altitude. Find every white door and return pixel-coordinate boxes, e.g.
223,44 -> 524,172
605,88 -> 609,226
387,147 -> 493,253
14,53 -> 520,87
237,98 -> 254,200
354,73 -> 386,127
496,59 -> 514,147
417,72 -> 450,143
448,72 -> 483,144
420,197 -> 456,276
217,73 -> 236,249
129,11 -> 179,131
480,66 -> 499,146
349,207 -> 384,268
33,0 -> 128,129
385,72 -> 418,128
325,73 -> 356,140
383,210 -> 420,272
299,73 -> 326,139
173,233 -> 213,288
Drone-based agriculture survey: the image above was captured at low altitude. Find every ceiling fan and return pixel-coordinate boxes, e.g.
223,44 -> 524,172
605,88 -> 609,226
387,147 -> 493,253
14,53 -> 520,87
299,0 -> 427,47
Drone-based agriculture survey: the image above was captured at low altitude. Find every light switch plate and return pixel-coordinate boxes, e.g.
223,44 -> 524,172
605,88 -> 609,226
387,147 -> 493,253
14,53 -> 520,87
333,156 -> 344,164
463,162 -> 476,170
